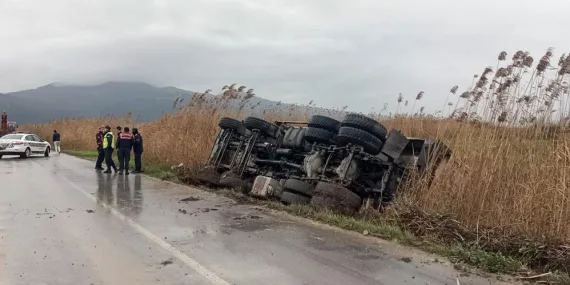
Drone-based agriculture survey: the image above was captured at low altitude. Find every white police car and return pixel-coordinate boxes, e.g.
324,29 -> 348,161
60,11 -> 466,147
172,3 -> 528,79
0,132 -> 51,159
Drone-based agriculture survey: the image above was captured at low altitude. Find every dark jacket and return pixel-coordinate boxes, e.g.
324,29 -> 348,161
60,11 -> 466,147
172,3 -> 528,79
115,131 -> 122,149
96,131 -> 103,149
133,133 -> 143,153
52,132 -> 60,142
117,131 -> 134,150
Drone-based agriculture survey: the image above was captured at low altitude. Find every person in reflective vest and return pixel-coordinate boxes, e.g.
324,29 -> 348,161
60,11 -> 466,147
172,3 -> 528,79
116,126 -> 134,175
102,125 -> 118,174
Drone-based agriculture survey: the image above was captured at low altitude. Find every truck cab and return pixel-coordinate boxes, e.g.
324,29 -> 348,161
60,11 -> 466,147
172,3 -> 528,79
7,122 -> 17,133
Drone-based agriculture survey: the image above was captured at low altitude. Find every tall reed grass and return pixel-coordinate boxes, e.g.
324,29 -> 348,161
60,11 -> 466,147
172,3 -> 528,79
23,48 -> 570,243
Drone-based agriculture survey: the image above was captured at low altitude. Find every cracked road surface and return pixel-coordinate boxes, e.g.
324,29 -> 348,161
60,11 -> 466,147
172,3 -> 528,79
0,154 -> 520,285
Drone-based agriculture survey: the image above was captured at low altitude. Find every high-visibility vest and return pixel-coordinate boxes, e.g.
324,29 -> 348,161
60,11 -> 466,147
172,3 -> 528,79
103,132 -> 115,149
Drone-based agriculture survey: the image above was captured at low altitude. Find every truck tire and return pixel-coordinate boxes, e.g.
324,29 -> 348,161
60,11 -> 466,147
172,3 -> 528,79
304,127 -> 335,145
341,113 -> 388,141
311,182 -> 362,215
218,117 -> 246,136
308,115 -> 341,132
244,117 -> 278,137
280,191 -> 311,205
336,127 -> 383,155
283,179 -> 314,197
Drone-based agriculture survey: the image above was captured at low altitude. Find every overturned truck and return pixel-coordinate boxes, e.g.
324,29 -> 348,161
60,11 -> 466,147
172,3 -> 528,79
197,114 -> 451,214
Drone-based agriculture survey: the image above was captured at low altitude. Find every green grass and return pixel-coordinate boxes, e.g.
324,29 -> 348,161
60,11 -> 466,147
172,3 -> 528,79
64,150 -> 176,181
64,149 -> 569,283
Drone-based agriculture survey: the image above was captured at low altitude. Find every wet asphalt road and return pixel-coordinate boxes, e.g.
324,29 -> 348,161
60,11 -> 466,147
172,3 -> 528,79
0,154 -> 520,285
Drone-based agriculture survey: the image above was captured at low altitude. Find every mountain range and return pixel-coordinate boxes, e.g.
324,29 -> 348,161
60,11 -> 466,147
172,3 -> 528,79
0,81 -> 351,125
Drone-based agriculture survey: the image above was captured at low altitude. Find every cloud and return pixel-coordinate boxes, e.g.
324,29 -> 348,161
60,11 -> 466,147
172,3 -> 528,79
0,0 -> 569,115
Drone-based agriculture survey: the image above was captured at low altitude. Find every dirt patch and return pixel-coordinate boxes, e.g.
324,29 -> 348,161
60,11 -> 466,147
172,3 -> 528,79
233,214 -> 262,220
178,208 -> 219,216
179,196 -> 201,202
36,212 -> 56,219
399,257 -> 413,263
160,258 -> 174,267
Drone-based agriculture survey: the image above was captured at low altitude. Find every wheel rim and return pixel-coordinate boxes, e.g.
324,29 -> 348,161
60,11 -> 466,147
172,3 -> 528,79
26,149 -> 30,157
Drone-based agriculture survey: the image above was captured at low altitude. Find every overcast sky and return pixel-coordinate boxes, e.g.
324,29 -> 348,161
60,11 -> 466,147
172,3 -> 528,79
0,0 -> 568,114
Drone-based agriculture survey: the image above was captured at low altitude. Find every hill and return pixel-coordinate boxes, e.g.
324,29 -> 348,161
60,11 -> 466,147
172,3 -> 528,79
0,81 -> 360,124
0,82 -> 194,124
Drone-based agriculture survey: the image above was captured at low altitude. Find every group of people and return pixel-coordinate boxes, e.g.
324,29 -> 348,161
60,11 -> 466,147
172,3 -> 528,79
95,125 -> 143,175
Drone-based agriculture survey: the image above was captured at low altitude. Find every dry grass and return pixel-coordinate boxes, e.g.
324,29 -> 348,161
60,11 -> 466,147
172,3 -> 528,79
23,48 -> 570,249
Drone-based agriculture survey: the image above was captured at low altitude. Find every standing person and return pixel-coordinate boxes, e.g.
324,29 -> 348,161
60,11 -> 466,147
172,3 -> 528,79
115,126 -> 123,164
95,126 -> 105,170
52,130 -> 61,154
132,128 -> 143,173
103,125 -> 118,174
116,127 -> 134,175
1,111 -> 7,133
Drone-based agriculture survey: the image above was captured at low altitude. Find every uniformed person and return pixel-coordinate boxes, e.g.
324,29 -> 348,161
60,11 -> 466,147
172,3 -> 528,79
1,111 -> 7,133
103,125 -> 118,174
115,126 -> 122,161
95,126 -> 105,170
132,128 -> 143,173
116,127 -> 134,175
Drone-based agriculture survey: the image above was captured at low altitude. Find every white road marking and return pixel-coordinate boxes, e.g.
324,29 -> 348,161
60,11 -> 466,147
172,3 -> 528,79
62,176 -> 232,285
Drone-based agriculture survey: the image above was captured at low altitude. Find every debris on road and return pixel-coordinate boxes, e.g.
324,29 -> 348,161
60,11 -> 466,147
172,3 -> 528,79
399,257 -> 413,263
160,258 -> 174,267
178,207 -> 219,216
179,196 -> 201,202
86,209 -> 95,213
233,214 -> 262,220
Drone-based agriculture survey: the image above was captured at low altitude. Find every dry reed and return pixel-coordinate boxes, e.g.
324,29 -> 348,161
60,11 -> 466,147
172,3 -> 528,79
22,48 -> 570,248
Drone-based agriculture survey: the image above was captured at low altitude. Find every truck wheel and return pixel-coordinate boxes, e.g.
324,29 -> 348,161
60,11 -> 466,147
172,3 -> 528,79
341,113 -> 388,141
283,179 -> 314,197
308,115 -> 341,132
311,182 -> 362,215
280,191 -> 311,205
244,117 -> 278,138
218,117 -> 246,136
336,127 -> 383,155
304,127 -> 335,145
